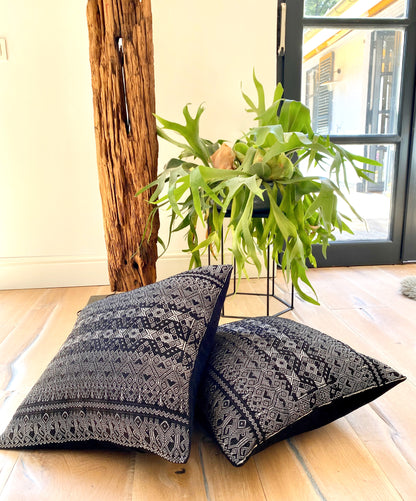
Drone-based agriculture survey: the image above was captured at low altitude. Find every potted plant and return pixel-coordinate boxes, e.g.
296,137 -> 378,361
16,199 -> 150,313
137,73 -> 377,304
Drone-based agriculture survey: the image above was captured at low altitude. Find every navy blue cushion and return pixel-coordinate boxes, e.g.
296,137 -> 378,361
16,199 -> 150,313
0,265 -> 232,463
200,316 -> 405,466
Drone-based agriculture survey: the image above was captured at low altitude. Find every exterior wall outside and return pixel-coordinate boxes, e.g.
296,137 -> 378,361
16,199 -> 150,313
302,30 -> 372,135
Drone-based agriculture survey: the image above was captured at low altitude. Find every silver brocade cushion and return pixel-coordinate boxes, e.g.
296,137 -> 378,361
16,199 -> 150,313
200,316 -> 405,466
0,265 -> 232,463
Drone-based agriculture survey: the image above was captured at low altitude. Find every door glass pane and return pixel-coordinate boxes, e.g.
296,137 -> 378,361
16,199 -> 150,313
301,28 -> 404,135
304,0 -> 407,18
332,143 -> 396,241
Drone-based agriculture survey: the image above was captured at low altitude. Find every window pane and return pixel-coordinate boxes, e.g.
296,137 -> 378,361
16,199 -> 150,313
301,28 -> 403,135
304,0 -> 407,18
333,144 -> 396,241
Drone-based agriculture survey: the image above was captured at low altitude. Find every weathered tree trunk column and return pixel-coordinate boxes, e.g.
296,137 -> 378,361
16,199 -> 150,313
87,0 -> 159,291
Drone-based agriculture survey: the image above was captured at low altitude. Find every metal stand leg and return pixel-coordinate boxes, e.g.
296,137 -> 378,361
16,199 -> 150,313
207,220 -> 294,319
266,245 -> 270,317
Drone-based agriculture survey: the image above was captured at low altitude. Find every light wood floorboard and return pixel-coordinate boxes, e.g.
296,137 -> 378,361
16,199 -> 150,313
0,265 -> 415,500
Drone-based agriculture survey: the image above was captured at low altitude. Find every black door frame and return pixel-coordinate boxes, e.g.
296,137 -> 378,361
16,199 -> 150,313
402,85 -> 416,262
277,0 -> 416,266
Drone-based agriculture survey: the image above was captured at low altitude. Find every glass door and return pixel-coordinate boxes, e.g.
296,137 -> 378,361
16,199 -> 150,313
278,0 -> 416,266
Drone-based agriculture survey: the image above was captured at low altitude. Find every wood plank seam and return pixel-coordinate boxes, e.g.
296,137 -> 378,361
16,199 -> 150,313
252,457 -> 270,501
2,304 -> 59,395
286,438 -> 328,501
0,453 -> 21,498
197,440 -> 212,501
369,403 -> 416,473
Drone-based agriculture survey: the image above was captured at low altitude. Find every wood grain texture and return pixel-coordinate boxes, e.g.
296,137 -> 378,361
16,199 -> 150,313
0,290 -> 43,344
198,435 -> 267,501
86,0 -> 159,292
0,450 -> 134,501
131,437 -> 207,501
253,441 -> 322,500
0,265 -> 415,500
0,451 -> 19,495
290,420 -> 402,500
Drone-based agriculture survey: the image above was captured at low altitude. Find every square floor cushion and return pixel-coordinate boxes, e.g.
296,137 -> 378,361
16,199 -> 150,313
0,265 -> 232,463
199,316 -> 406,466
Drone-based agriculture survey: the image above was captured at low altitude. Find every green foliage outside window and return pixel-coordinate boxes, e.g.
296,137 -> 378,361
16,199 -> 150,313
304,0 -> 339,16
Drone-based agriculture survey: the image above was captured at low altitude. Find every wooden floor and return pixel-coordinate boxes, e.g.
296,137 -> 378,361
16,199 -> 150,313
0,264 -> 416,500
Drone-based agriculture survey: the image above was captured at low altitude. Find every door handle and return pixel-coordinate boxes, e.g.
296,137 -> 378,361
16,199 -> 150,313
278,2 -> 287,57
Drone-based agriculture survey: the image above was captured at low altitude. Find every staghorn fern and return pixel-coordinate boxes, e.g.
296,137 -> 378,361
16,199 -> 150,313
137,73 -> 379,304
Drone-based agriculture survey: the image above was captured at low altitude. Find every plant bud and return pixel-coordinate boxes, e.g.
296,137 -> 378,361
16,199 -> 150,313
233,142 -> 248,162
267,153 -> 294,180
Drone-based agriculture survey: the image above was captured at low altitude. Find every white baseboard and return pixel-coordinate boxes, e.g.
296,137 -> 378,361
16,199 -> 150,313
0,256 -> 109,290
0,252 -> 267,290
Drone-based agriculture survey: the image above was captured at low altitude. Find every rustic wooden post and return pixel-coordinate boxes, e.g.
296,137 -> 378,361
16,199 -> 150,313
86,0 -> 159,291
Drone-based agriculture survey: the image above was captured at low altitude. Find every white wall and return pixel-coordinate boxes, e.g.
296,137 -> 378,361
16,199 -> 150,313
0,0 -> 107,288
0,0 -> 277,289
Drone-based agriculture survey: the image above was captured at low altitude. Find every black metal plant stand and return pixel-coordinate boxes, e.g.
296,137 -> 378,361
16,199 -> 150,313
207,211 -> 294,319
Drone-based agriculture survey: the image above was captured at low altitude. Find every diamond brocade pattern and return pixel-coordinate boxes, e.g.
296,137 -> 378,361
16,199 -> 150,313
202,316 -> 405,466
0,265 -> 231,463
